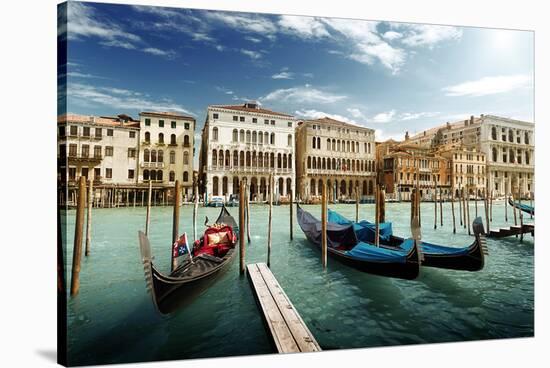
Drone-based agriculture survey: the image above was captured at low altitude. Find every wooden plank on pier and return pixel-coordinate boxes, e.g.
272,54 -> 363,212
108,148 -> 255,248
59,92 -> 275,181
247,263 -> 321,354
487,224 -> 534,238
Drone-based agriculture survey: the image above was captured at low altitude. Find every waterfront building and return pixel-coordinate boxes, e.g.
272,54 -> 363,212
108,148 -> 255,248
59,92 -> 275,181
138,111 -> 196,197
198,102 -> 296,201
406,114 -> 534,197
58,113 -> 140,187
378,142 -> 450,201
295,117 -> 376,202
439,145 -> 486,198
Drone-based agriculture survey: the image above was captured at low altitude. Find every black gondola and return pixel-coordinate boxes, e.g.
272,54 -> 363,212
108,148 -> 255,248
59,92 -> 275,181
296,205 -> 422,280
327,209 -> 488,272
138,206 -> 238,314
508,197 -> 534,216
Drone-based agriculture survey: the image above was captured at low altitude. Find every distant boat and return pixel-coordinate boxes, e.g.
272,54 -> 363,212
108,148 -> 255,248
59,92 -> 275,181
327,209 -> 487,272
296,205 -> 422,280
138,206 -> 238,314
508,198 -> 534,216
207,196 -> 225,207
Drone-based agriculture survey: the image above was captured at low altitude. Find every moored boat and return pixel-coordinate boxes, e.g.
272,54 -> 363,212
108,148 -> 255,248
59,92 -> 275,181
508,197 -> 534,216
327,209 -> 488,271
296,205 -> 422,280
138,206 -> 238,314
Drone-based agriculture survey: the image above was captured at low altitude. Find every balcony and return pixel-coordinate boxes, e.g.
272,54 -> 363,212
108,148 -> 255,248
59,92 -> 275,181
67,154 -> 102,164
141,162 -> 165,169
92,135 -> 102,141
142,140 -> 151,145
183,142 -> 191,148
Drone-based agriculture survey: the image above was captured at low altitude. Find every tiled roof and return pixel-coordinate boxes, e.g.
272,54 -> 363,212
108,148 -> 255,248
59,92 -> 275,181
57,114 -> 139,128
140,111 -> 195,120
210,104 -> 294,118
305,116 -> 373,131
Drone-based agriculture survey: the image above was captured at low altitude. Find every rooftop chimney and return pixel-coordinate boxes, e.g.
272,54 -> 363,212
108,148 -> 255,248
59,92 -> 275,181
470,115 -> 474,125
244,101 -> 259,109
446,122 -> 451,129
405,131 -> 409,140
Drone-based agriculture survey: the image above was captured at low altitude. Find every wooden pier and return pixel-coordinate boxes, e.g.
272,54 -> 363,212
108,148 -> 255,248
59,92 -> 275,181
487,224 -> 534,238
247,263 -> 321,354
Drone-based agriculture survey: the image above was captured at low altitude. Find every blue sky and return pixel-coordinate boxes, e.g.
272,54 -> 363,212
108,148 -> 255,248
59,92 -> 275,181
58,1 -> 534,142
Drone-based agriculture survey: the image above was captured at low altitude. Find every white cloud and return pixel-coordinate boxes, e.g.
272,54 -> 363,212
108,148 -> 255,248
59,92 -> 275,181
382,31 -> 402,40
240,49 -> 262,60
370,110 -> 396,123
346,107 -> 367,120
442,75 -> 533,97
204,12 -> 277,36
278,15 -> 330,39
100,40 -> 136,50
142,47 -> 176,58
295,109 -> 361,126
261,85 -> 346,104
272,71 -> 294,80
245,36 -> 262,43
65,72 -> 107,79
400,111 -> 440,120
68,82 -> 193,115
398,24 -> 462,48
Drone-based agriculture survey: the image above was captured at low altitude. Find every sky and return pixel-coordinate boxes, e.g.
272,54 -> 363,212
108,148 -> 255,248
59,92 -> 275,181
58,1 -> 534,144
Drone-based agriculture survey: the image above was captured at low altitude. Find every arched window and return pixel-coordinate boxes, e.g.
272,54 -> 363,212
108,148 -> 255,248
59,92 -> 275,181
219,150 -> 224,166
144,149 -> 150,162
183,151 -> 189,165
213,127 -> 219,141
492,147 -> 498,162
246,151 -> 251,167
288,154 -> 292,169
270,152 -> 275,168
157,170 -> 163,181
332,139 -> 335,151
225,150 -> 230,167
525,132 -> 529,145
508,129 -> 513,142
183,171 -> 189,182
259,152 -> 264,168
526,151 -> 530,165
213,177 -> 219,196
310,179 -> 316,196
233,129 -> 238,142
145,131 -> 150,142
212,149 -> 217,166
312,137 -> 316,149
183,135 -> 190,147
270,133 -> 275,145
327,138 -> 331,151
151,150 -> 157,163
288,134 -> 292,147
240,129 -> 245,142
143,169 -> 149,180
157,150 -> 163,163
150,170 -> 157,181
246,130 -> 251,143
252,131 -> 257,144
307,156 -> 311,169
169,171 -> 175,182
170,150 -> 175,164
158,133 -> 164,144
240,151 -> 245,167
491,127 -> 497,140
317,137 -> 321,149
510,149 -> 515,163
233,150 -> 238,167
170,134 -> 176,145
277,153 -> 282,169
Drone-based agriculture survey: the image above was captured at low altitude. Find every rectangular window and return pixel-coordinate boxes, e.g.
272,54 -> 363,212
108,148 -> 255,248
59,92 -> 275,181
239,116 -> 245,122
128,148 -> 136,158
107,129 -> 113,136
70,126 -> 78,136
288,122 -> 292,128
252,118 -> 257,123
159,120 -> 164,127
213,113 -> 219,119
264,119 -> 269,124
129,131 -> 136,138
128,169 -> 135,179
83,127 -> 90,137
58,126 -> 66,137
69,168 -> 76,180
233,116 -> 238,121
81,145 -> 89,157
270,120 -> 275,125
106,168 -> 112,179
184,122 -> 190,130
94,146 -> 101,158
95,128 -> 102,138
171,121 -> 176,129
105,146 -> 114,156
94,168 -> 100,178
59,144 -> 66,158
145,118 -> 151,126
69,144 -> 77,157
81,167 -> 89,179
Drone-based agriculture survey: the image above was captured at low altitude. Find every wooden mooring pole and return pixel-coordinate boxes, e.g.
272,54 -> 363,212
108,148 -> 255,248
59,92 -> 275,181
374,185 -> 380,247
145,181 -> 152,236
171,180 -> 181,272
489,190 -> 493,223
458,184 -> 463,227
475,190 -> 478,217
433,180 -> 437,230
529,192 -> 533,219
193,174 -> 198,243
239,180 -> 246,274
505,189 -> 508,222
451,188 -> 456,234
85,178 -> 93,257
439,186 -> 443,227
246,179 -> 251,243
484,187 -> 490,234
379,186 -> 386,223
268,174 -> 273,267
70,176 -> 86,296
321,180 -> 327,268
466,186 -> 471,235
289,188 -> 293,241
355,186 -> 359,223
518,191 -> 524,242
462,188 -> 467,229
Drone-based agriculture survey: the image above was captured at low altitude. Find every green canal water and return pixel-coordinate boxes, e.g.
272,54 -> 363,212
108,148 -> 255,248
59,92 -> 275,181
63,201 -> 534,366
